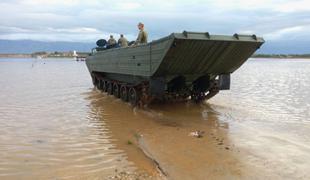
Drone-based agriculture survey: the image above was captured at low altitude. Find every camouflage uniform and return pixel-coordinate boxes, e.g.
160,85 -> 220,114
118,37 -> 128,47
107,37 -> 117,45
135,30 -> 148,45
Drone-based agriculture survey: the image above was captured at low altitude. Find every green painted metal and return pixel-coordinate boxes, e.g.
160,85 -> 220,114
86,31 -> 264,82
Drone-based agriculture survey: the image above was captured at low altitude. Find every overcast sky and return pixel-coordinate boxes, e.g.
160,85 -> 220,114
1,0 -> 310,45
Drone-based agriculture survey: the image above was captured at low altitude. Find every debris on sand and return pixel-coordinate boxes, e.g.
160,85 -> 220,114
189,130 -> 205,138
107,171 -> 154,180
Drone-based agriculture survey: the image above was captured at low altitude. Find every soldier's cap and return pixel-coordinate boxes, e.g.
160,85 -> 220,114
138,22 -> 144,27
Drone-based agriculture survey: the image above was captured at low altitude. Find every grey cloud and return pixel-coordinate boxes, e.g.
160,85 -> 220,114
0,0 -> 310,46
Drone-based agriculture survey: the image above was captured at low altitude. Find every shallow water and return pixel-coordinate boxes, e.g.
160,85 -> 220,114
0,58 -> 309,179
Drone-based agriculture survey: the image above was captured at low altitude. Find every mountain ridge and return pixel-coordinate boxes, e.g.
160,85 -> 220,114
0,39 -> 309,54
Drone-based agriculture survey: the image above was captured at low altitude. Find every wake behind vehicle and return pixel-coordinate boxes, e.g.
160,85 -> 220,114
86,31 -> 264,105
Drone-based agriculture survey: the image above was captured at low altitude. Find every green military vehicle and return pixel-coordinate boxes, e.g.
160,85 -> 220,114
86,31 -> 264,105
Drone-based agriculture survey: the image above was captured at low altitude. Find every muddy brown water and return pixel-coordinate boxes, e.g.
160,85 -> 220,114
0,58 -> 310,179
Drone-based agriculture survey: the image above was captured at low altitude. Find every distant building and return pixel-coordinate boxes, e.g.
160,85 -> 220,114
73,50 -> 77,57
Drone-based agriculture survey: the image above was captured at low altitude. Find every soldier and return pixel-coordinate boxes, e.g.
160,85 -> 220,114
118,34 -> 128,47
134,22 -> 148,45
107,35 -> 117,48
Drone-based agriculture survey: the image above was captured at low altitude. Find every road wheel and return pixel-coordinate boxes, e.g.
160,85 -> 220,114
98,79 -> 104,90
101,80 -> 107,92
120,85 -> 128,102
129,87 -> 139,106
107,82 -> 113,95
113,83 -> 120,98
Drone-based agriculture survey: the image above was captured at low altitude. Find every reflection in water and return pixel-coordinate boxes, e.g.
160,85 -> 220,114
209,59 -> 310,179
0,58 -> 310,179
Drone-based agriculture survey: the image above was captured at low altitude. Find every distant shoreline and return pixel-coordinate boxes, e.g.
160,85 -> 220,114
0,53 -> 310,59
0,54 -> 32,58
251,54 -> 310,59
0,52 -> 90,59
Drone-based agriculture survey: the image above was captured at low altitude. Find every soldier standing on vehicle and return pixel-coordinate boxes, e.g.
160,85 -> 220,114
118,34 -> 128,47
134,22 -> 148,45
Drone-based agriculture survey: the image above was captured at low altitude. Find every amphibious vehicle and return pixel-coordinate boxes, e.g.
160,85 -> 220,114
86,31 -> 264,105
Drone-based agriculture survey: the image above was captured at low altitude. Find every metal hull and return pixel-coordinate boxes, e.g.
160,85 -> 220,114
86,31 -> 264,105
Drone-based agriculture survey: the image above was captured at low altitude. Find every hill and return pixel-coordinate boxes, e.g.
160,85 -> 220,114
0,39 -> 309,55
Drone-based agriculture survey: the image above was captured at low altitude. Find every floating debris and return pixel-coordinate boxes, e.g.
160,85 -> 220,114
189,130 -> 205,138
36,139 -> 44,144
127,140 -> 133,145
107,171 -> 154,179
